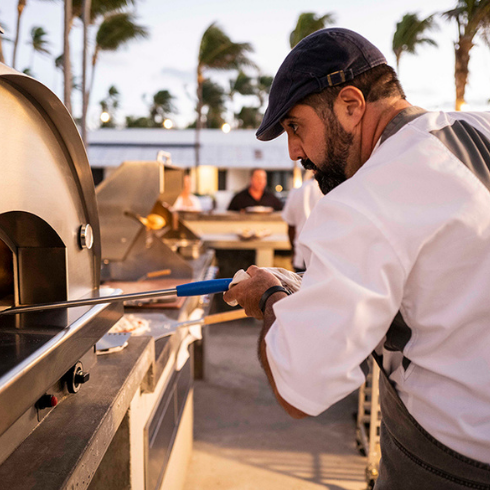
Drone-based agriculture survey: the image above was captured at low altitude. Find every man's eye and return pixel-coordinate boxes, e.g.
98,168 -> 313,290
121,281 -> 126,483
289,123 -> 298,133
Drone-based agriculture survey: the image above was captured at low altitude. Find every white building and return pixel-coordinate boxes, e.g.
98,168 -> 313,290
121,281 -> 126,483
87,128 -> 298,201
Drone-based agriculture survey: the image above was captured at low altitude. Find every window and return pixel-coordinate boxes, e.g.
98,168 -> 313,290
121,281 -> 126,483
218,170 -> 227,191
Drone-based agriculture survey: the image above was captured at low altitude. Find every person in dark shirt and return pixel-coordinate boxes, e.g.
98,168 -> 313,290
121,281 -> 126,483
228,168 -> 283,211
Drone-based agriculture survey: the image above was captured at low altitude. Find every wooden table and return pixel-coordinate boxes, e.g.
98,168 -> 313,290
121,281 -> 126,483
201,233 -> 290,268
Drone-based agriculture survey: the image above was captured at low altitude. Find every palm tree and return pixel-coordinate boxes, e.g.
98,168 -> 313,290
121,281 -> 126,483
99,85 -> 119,128
12,0 -> 27,69
256,74 -> 273,109
235,106 -> 261,128
289,12 -> 336,48
150,90 -> 176,126
230,70 -> 255,98
68,0 -> 136,123
196,22 -> 255,168
22,66 -> 34,77
392,13 -> 438,73
82,11 -> 147,141
202,78 -> 227,128
88,12 -> 148,105
28,26 -> 50,68
443,0 -> 490,111
229,72 -> 273,128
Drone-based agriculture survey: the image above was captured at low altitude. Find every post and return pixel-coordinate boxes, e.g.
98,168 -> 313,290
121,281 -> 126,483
63,0 -> 72,113
81,0 -> 92,146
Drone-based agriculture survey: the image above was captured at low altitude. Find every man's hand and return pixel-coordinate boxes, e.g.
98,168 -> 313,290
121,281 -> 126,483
223,265 -> 281,319
225,265 -> 308,419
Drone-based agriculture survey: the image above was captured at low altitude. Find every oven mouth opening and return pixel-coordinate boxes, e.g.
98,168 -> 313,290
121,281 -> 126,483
0,211 -> 67,310
0,239 -> 14,311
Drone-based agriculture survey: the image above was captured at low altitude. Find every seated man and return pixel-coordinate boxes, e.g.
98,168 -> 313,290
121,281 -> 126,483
227,168 -> 283,211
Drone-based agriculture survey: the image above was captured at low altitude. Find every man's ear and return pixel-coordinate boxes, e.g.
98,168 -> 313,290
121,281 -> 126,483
334,86 -> 365,131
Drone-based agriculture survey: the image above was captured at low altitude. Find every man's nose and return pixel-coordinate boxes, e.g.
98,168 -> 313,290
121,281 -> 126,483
288,136 -> 306,161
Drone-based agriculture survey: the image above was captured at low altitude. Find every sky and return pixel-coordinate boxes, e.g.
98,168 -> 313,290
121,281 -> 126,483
1,0 -> 490,130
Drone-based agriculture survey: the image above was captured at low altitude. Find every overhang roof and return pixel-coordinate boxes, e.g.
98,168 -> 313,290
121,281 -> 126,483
87,128 -> 294,170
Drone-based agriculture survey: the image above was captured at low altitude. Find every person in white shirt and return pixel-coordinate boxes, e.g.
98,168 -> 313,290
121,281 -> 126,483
282,170 -> 323,271
224,27 -> 490,489
173,174 -> 202,212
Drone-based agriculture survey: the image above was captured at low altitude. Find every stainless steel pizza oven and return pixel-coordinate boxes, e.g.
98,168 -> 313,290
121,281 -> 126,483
0,64 -> 123,464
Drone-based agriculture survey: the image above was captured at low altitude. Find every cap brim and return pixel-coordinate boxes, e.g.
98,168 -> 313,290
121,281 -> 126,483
256,122 -> 285,141
256,100 -> 297,141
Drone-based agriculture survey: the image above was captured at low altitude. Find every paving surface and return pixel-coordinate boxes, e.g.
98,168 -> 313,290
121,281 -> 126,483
184,317 -> 367,490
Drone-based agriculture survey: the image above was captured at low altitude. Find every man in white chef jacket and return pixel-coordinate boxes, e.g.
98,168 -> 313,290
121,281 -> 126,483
224,27 -> 490,489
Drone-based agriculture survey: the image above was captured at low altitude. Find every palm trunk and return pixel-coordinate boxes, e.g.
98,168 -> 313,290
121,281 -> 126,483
454,35 -> 473,111
12,0 -> 27,69
63,0 -> 72,113
0,33 -> 5,63
195,66 -> 204,191
0,34 -> 5,64
85,48 -> 98,134
81,0 -> 92,146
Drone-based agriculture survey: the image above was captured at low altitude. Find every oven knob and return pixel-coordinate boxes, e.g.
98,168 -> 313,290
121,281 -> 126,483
75,371 -> 90,385
36,394 -> 58,410
64,361 -> 90,393
79,224 -> 94,250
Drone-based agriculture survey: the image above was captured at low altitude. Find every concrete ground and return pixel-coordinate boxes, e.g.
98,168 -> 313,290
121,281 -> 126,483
184,317 -> 367,490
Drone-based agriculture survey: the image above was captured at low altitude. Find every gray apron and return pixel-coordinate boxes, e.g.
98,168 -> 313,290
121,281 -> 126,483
373,353 -> 490,489
372,107 -> 490,488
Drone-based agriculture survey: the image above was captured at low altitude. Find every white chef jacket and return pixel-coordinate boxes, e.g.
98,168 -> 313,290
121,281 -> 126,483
265,109 -> 490,462
172,194 -> 202,212
282,178 -> 323,269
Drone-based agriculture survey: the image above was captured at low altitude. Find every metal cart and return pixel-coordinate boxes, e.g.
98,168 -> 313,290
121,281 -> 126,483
356,357 -> 382,489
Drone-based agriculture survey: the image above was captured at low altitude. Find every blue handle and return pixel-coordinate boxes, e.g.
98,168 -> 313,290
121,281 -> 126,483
176,278 -> 233,297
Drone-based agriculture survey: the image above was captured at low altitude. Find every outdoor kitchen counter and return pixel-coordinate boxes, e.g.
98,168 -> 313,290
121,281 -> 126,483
0,336 -> 155,490
0,251 -> 216,490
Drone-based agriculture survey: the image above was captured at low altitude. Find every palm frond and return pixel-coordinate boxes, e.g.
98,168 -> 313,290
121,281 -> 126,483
289,12 -> 336,48
392,12 -> 438,62
199,22 -> 255,71
29,26 -> 51,56
230,71 -> 255,96
72,0 -> 136,22
95,12 -> 148,52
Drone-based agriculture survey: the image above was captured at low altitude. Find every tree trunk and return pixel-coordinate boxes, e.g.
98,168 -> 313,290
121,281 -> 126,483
454,36 -> 473,111
86,48 -> 98,126
63,0 -> 73,113
0,34 -> 5,64
195,66 -> 204,191
12,0 -> 27,69
81,0 -> 92,147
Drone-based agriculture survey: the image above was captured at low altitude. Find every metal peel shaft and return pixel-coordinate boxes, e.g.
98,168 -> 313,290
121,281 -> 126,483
0,288 -> 179,315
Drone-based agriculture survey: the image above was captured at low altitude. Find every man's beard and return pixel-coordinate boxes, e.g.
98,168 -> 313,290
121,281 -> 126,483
301,111 -> 354,195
